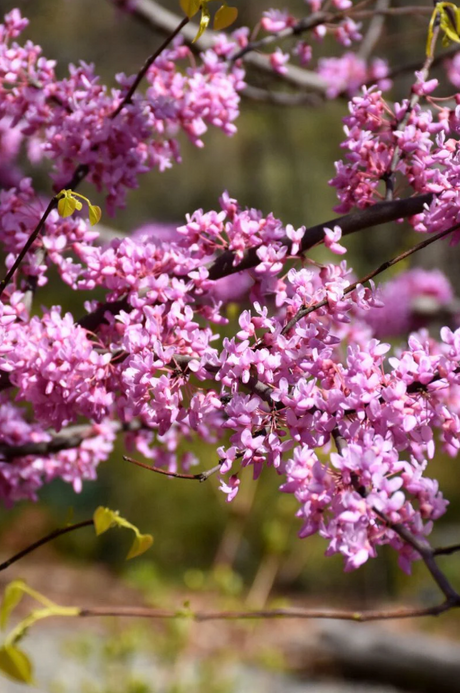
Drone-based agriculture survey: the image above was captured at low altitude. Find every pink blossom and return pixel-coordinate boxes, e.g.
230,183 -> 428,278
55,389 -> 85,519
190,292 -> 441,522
323,225 -> 347,255
269,49 -> 289,75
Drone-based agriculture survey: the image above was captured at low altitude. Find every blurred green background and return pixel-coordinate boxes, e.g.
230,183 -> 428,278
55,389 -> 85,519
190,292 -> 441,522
0,2 -> 459,677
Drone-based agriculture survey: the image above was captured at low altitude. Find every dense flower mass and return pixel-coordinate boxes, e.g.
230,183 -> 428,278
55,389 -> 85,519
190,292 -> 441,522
1,3 -> 460,576
0,10 -> 245,214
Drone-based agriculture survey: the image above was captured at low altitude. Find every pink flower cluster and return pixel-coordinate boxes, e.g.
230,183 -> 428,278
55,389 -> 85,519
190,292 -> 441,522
0,10 -> 245,214
259,4 -> 385,93
329,78 -> 460,245
2,177 -> 460,571
3,5 -> 460,575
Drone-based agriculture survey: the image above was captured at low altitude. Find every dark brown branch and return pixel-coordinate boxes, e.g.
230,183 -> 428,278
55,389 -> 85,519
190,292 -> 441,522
0,19 -> 191,299
0,196 -> 58,298
0,519 -> 94,571
375,509 -> 460,604
73,194 -> 432,334
0,424 -> 94,461
110,15 -> 189,119
208,194 -> 433,281
229,10 -> 338,62
332,430 -> 460,606
78,299 -> 131,331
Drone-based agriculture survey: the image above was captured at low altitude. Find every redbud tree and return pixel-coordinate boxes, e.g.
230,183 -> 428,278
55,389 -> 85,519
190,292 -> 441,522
1,0 -> 460,680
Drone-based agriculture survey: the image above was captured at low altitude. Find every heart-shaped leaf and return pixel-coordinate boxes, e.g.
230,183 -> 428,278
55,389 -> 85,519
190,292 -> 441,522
126,533 -> 154,560
57,193 -> 77,218
180,0 -> 201,19
1,581 -> 26,629
93,506 -> 118,535
0,645 -> 33,684
89,204 -> 102,226
214,5 -> 238,30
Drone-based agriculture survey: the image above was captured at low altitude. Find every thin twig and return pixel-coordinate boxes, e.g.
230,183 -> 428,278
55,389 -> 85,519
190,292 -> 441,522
110,15 -> 189,119
0,196 -> 58,298
0,520 -> 94,571
332,428 -> 460,606
282,219 -> 459,335
383,17 -> 440,200
0,18 -> 190,299
124,455 -> 222,482
433,543 -> 460,556
79,600 -> 454,621
375,510 -> 460,604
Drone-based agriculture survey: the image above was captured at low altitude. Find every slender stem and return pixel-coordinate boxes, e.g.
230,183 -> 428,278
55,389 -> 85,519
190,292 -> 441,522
332,428 -> 460,606
124,455 -> 222,482
434,543 -> 460,556
0,520 -> 94,571
282,220 -> 460,335
0,17 -> 191,299
383,19 -> 440,200
207,194 -> 433,281
0,196 -> 58,298
375,510 -> 460,604
79,600 -> 454,621
110,15 -> 189,120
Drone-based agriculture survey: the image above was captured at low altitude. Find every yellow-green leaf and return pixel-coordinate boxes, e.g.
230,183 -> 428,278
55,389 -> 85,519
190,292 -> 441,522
439,2 -> 460,43
126,533 -> 153,560
427,2 -> 460,56
193,5 -> 211,42
213,5 -> 238,30
0,645 -> 33,684
57,193 -> 77,219
1,581 -> 26,629
93,506 -> 118,535
180,0 -> 201,19
89,204 -> 102,226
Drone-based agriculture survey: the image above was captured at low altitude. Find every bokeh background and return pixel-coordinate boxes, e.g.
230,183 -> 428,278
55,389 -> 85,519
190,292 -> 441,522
0,1 -> 460,691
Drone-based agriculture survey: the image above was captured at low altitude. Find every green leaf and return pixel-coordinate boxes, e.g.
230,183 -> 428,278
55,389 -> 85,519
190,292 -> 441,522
0,645 -> 33,684
193,5 -> 211,42
427,2 -> 460,56
89,204 -> 102,226
213,5 -> 238,30
126,533 -> 154,560
180,0 -> 201,19
439,2 -> 460,44
1,581 -> 26,629
57,192 -> 77,219
93,507 -> 153,559
93,506 -> 118,535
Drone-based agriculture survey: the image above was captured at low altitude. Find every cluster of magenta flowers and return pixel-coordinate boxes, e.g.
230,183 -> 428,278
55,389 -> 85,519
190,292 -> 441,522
329,78 -> 460,244
2,5 -> 460,573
